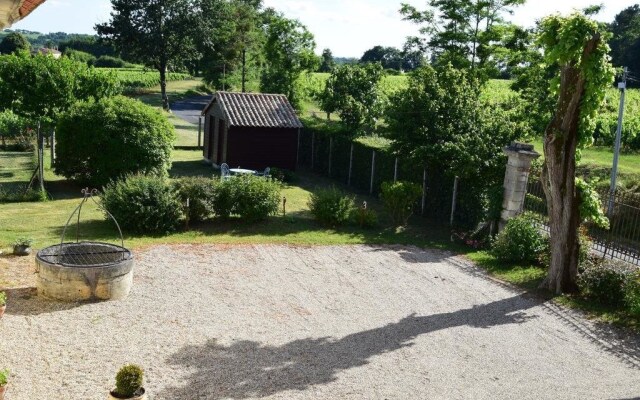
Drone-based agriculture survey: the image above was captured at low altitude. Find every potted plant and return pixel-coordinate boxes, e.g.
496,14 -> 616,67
12,238 -> 33,256
0,369 -> 8,400
0,292 -> 5,319
109,364 -> 147,400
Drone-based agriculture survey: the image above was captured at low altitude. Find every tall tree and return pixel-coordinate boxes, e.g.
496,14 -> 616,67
400,0 -> 524,75
319,63 -> 385,134
319,48 -> 335,73
537,13 -> 614,293
360,45 -> 403,70
96,0 -> 197,110
0,32 -> 30,55
260,13 -> 318,108
609,4 -> 640,81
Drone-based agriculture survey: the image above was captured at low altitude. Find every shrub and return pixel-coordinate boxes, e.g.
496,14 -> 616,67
380,181 -> 422,226
269,167 -> 296,184
102,175 -> 183,234
0,291 -> 6,306
64,49 -> 96,65
0,369 -> 8,386
491,213 -> 546,263
13,237 -> 33,247
351,204 -> 378,229
578,258 -> 635,307
624,270 -> 640,316
213,176 -> 281,221
56,96 -> 175,186
0,187 -> 46,203
115,364 -> 144,398
173,177 -> 217,223
308,187 -> 356,226
94,55 -> 130,68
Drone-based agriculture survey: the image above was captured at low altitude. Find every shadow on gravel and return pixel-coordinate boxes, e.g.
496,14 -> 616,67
160,294 -> 537,399
5,288 -> 85,316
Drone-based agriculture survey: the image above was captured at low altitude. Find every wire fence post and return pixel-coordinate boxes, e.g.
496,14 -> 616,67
370,150 -> 376,195
394,157 -> 398,182
311,131 -> 315,170
328,136 -> 333,176
198,116 -> 202,148
421,167 -> 427,216
450,176 -> 459,226
37,121 -> 44,193
348,143 -> 354,186
50,128 -> 55,168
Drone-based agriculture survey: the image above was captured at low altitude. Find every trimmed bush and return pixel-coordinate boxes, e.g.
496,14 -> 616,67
115,364 -> 144,398
491,213 -> 546,263
308,187 -> 356,226
213,176 -> 281,221
94,55 -> 130,68
56,96 -> 175,186
625,271 -> 640,316
380,181 -> 422,226
578,258 -> 635,307
173,177 -> 217,223
352,206 -> 378,229
102,175 -> 183,234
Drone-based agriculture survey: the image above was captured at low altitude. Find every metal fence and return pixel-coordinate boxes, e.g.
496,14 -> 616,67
524,180 -> 640,265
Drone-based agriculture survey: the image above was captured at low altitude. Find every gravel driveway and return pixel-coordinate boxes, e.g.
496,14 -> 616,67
1,245 -> 639,399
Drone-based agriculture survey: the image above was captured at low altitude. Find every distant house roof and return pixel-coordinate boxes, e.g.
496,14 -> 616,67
0,0 -> 46,30
203,92 -> 303,129
35,47 -> 61,58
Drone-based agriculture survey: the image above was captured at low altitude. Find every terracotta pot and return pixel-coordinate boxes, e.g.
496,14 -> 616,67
0,384 -> 7,400
0,305 -> 5,319
108,388 -> 147,400
13,245 -> 31,256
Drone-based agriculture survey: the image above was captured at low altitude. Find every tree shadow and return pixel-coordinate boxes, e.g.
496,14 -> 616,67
160,295 -> 538,399
169,159 -> 215,179
3,287 -> 86,316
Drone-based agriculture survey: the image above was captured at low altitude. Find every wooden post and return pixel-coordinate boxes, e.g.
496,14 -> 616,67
296,128 -> 301,168
421,167 -> 427,216
348,143 -> 354,186
50,129 -> 55,168
328,136 -> 333,176
38,122 -> 44,193
370,150 -> 376,194
450,176 -> 459,226
394,157 -> 398,182
198,116 -> 202,148
311,131 -> 315,170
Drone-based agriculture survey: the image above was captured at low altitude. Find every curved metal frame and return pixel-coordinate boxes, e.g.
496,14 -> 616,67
59,188 -> 125,259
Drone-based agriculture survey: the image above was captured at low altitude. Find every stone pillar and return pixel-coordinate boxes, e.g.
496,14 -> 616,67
500,142 -> 540,229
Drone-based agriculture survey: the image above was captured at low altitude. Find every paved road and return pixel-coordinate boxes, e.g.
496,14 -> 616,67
2,245 -> 640,399
171,95 -> 211,125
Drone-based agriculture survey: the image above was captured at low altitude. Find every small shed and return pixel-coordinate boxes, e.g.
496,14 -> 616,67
201,92 -> 303,171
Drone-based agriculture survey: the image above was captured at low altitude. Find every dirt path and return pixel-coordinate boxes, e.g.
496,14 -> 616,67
1,245 -> 639,399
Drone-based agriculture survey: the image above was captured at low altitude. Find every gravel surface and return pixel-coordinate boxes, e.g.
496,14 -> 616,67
1,244 -> 639,399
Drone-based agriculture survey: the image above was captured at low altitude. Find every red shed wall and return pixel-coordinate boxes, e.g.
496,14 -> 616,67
226,126 -> 298,171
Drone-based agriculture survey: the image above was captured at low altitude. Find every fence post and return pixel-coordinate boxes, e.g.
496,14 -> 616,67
421,167 -> 427,216
500,142 -> 540,230
50,129 -> 55,168
311,131 -> 315,170
348,143 -> 354,186
328,136 -> 333,176
37,121 -> 44,193
450,176 -> 459,226
394,157 -> 398,182
198,116 -> 202,148
370,150 -> 376,194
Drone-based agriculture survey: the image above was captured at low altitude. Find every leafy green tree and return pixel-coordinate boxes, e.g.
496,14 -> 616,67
96,0 -> 198,110
56,96 -> 175,186
319,48 -> 335,72
385,64 -> 523,225
0,53 -> 119,128
260,13 -> 318,109
536,13 -> 614,293
360,45 -> 403,70
609,5 -> 640,82
0,32 -> 31,55
319,63 -> 385,135
400,0 -> 525,75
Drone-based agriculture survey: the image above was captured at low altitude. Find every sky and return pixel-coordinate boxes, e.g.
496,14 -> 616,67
10,0 -> 637,57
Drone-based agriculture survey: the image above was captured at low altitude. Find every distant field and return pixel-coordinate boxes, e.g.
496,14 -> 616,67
98,67 -> 193,93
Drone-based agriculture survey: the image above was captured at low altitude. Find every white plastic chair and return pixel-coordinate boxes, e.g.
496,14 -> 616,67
221,163 -> 231,179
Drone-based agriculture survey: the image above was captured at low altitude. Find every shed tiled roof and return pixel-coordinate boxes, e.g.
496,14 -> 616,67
204,92 -> 303,129
0,0 -> 45,30
19,0 -> 45,18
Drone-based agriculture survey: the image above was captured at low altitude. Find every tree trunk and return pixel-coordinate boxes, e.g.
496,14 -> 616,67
160,64 -> 170,111
540,35 -> 600,294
